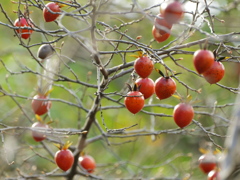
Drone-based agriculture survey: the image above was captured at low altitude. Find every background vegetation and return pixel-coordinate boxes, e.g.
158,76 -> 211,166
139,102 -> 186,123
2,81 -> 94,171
0,0 -> 240,179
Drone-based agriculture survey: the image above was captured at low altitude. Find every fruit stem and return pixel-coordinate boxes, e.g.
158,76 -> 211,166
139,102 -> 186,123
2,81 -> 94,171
170,72 -> 181,78
203,39 -> 209,50
35,114 -> 43,123
126,83 -> 133,92
217,57 -> 228,62
165,67 -> 169,77
58,3 -> 67,8
213,49 -> 217,59
44,88 -> 54,97
155,68 -> 165,77
133,83 -> 141,92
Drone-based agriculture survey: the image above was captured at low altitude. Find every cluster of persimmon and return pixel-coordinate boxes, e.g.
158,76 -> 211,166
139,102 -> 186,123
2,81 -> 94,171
30,44 -> 56,144
13,2 -> 97,173
124,54 -> 194,129
15,2 -> 65,148
31,90 -> 52,142
152,0 -> 184,43
32,121 -> 96,172
193,49 -> 225,180
14,2 -> 64,39
30,45 -> 56,123
125,48 -> 225,127
13,0 -> 226,176
193,48 -> 225,84
198,149 -> 219,180
54,142 -> 96,172
15,2 -> 61,138
15,2 -> 73,144
124,54 -> 153,114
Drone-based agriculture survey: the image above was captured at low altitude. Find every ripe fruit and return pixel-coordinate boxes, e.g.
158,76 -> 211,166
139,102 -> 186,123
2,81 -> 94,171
43,2 -> 61,22
152,26 -> 170,43
199,153 -> 217,174
31,121 -> 49,142
55,142 -> 74,171
173,103 -> 194,128
14,17 -> 33,39
154,14 -> 172,35
79,155 -> 96,173
155,77 -> 176,100
161,1 -> 184,24
154,70 -> 176,100
203,60 -> 225,84
193,49 -> 214,74
31,94 -> 52,116
125,91 -> 144,114
208,170 -> 218,180
124,84 -> 144,114
135,78 -> 155,99
134,55 -> 154,78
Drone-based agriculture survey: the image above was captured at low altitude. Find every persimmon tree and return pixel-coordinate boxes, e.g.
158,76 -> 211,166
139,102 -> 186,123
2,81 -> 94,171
0,0 -> 240,179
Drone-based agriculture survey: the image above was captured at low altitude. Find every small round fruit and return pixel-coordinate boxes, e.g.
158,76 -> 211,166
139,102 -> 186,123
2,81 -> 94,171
154,14 -> 172,35
154,77 -> 176,100
193,49 -> 215,74
79,155 -> 96,173
208,170 -> 218,180
173,103 -> 194,128
203,61 -> 225,84
162,1 -> 184,24
43,2 -> 61,22
124,91 -> 144,114
31,94 -> 52,116
135,78 -> 155,99
55,149 -> 74,171
14,17 -> 33,39
31,122 -> 49,142
37,44 -> 54,61
134,56 -> 154,78
160,2 -> 168,16
152,26 -> 170,43
199,153 -> 217,174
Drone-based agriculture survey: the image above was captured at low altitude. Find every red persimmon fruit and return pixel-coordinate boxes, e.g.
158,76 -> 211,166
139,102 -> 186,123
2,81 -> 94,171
135,78 -> 155,99
134,55 -> 154,78
14,17 -> 33,39
152,26 -> 170,43
193,49 -> 215,74
155,76 -> 176,100
161,1 -> 184,24
173,103 -> 194,128
124,84 -> 144,114
31,121 -> 49,142
43,2 -> 61,22
154,70 -> 177,100
199,153 -> 217,174
31,94 -> 52,116
55,143 -> 74,171
154,14 -> 172,35
203,60 -> 225,84
79,155 -> 96,173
